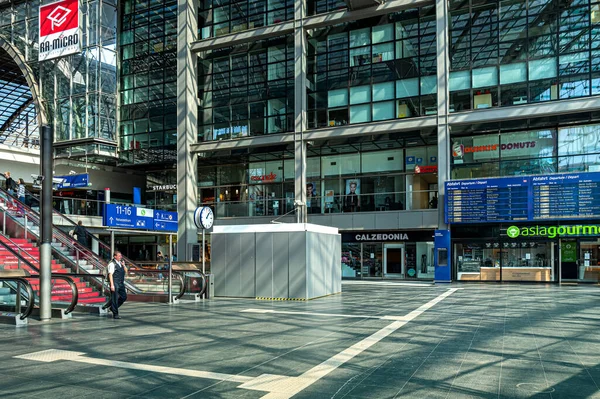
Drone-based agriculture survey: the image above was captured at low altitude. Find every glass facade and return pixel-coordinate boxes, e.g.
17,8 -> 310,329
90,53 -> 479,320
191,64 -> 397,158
119,0 -> 177,165
199,0 -> 294,39
198,36 -> 295,141
308,8 -> 437,129
449,0 -> 600,111
451,122 -> 600,179
0,0 -> 117,156
198,142 -> 439,217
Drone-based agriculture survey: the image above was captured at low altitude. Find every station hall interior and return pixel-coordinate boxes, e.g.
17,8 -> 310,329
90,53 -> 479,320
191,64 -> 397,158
0,0 -> 600,397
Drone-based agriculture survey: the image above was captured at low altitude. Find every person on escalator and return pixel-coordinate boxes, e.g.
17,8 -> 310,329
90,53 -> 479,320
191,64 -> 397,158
15,178 -> 26,215
73,220 -> 89,249
108,251 -> 128,319
4,171 -> 16,196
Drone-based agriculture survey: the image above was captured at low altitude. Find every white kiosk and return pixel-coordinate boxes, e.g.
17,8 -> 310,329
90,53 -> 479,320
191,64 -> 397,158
211,223 -> 341,300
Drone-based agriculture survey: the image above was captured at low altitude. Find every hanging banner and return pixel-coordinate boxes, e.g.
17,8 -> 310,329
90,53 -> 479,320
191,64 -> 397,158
39,0 -> 80,61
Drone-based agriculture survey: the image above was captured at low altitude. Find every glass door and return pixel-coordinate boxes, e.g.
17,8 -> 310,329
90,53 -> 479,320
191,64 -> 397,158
384,244 -> 404,277
579,240 -> 600,282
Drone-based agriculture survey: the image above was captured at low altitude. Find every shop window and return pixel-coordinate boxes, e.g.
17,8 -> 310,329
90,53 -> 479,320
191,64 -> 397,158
472,66 -> 498,89
529,58 -> 557,80
349,27 -> 370,48
396,77 -> 419,98
449,70 -> 471,91
372,23 -> 393,44
349,85 -> 371,104
373,81 -> 394,101
350,104 -> 371,124
372,101 -> 394,121
328,108 -> 348,127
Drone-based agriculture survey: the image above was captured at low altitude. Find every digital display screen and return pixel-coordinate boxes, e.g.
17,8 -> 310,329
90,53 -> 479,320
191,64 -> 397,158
445,172 -> 600,224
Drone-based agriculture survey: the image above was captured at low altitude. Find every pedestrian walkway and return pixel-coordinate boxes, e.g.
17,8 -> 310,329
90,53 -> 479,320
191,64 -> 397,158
2,282 -> 600,398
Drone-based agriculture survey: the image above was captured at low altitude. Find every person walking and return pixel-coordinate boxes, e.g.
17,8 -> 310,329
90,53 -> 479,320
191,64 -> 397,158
108,251 -> 128,319
73,220 -> 89,248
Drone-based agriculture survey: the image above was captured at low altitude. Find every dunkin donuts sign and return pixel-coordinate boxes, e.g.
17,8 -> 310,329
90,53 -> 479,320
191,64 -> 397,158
39,0 -> 80,61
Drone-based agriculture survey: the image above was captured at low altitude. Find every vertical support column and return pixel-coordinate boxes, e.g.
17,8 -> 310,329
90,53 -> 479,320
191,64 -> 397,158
294,0 -> 308,223
176,0 -> 198,259
436,0 -> 450,230
40,124 -> 53,321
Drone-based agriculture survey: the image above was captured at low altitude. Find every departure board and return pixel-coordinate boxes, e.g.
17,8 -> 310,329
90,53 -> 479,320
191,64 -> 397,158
445,172 -> 600,224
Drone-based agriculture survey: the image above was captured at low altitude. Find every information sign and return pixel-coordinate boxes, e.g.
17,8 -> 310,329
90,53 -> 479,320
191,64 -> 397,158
445,172 -> 600,224
104,204 -> 178,231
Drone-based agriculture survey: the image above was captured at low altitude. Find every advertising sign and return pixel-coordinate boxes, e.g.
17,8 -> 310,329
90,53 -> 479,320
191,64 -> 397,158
54,173 -> 89,189
39,0 -> 80,61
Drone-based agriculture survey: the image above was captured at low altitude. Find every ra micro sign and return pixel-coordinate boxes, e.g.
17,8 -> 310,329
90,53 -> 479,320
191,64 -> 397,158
39,0 -> 80,61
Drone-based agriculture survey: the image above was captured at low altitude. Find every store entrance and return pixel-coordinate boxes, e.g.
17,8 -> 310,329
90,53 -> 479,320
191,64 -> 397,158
384,244 -> 404,277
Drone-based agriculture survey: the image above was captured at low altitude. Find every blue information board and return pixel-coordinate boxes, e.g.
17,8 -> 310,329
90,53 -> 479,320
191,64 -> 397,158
154,210 -> 178,232
55,173 -> 89,189
104,204 -> 137,228
445,171 -> 600,224
104,204 -> 178,231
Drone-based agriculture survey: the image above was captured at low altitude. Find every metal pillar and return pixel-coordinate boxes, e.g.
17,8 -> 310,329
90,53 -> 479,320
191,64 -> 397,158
39,124 -> 53,321
176,0 -> 199,260
436,0 -> 450,230
168,233 -> 173,303
294,0 -> 308,223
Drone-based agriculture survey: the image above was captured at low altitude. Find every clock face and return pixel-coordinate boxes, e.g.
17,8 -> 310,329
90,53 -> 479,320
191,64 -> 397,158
200,206 -> 213,229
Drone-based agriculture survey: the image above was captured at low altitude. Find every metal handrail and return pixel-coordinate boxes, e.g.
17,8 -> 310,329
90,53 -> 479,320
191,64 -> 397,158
0,237 -> 81,313
175,272 -> 207,299
4,185 -> 139,268
0,277 -> 34,320
27,275 -> 79,315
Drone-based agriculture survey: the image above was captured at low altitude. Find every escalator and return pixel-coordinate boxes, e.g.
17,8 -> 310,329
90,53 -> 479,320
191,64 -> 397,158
0,186 -> 185,299
0,235 -> 89,323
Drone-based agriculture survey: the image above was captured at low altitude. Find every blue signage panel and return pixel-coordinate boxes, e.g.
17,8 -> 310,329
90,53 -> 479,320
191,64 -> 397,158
434,230 -> 451,282
104,204 -> 178,231
104,204 -> 137,228
55,173 -> 89,189
154,210 -> 178,232
445,171 -> 600,224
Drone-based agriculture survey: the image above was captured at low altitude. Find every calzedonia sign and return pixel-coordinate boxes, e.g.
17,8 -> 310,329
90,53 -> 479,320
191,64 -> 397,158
39,0 -> 80,61
506,224 -> 600,239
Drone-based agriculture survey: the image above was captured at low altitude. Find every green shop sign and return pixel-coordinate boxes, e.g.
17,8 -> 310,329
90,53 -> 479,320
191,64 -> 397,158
506,224 -> 600,239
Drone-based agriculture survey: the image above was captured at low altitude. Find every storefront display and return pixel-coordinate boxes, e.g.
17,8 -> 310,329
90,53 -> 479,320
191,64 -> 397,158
341,230 -> 434,280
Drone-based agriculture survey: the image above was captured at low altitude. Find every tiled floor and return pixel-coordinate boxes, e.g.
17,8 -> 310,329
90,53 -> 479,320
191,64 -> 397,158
2,282 -> 600,398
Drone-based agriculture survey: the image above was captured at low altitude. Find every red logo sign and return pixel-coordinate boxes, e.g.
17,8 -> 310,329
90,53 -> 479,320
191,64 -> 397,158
414,165 -> 438,174
250,172 -> 277,182
40,0 -> 78,36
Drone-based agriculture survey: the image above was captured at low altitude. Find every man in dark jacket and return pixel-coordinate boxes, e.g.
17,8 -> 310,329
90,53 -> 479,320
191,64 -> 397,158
73,220 -> 89,248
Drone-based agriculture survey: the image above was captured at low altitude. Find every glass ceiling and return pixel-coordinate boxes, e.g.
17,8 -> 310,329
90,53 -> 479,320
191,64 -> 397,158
0,47 -> 39,149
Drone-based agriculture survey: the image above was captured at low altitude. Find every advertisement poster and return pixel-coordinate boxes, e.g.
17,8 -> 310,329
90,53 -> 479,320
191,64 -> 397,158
39,0 -> 80,61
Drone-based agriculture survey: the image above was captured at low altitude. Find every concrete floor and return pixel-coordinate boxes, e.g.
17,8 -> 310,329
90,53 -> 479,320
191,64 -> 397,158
1,282 -> 600,398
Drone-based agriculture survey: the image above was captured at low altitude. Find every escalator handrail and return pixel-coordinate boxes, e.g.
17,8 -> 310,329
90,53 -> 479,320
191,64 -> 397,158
173,271 -> 207,300
27,274 -> 79,315
0,237 -> 80,313
0,277 -> 35,320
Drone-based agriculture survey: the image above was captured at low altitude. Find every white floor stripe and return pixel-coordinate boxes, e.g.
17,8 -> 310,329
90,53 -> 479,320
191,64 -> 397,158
241,308 -> 407,320
15,288 -> 459,399
15,349 -> 253,383
239,288 -> 460,398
